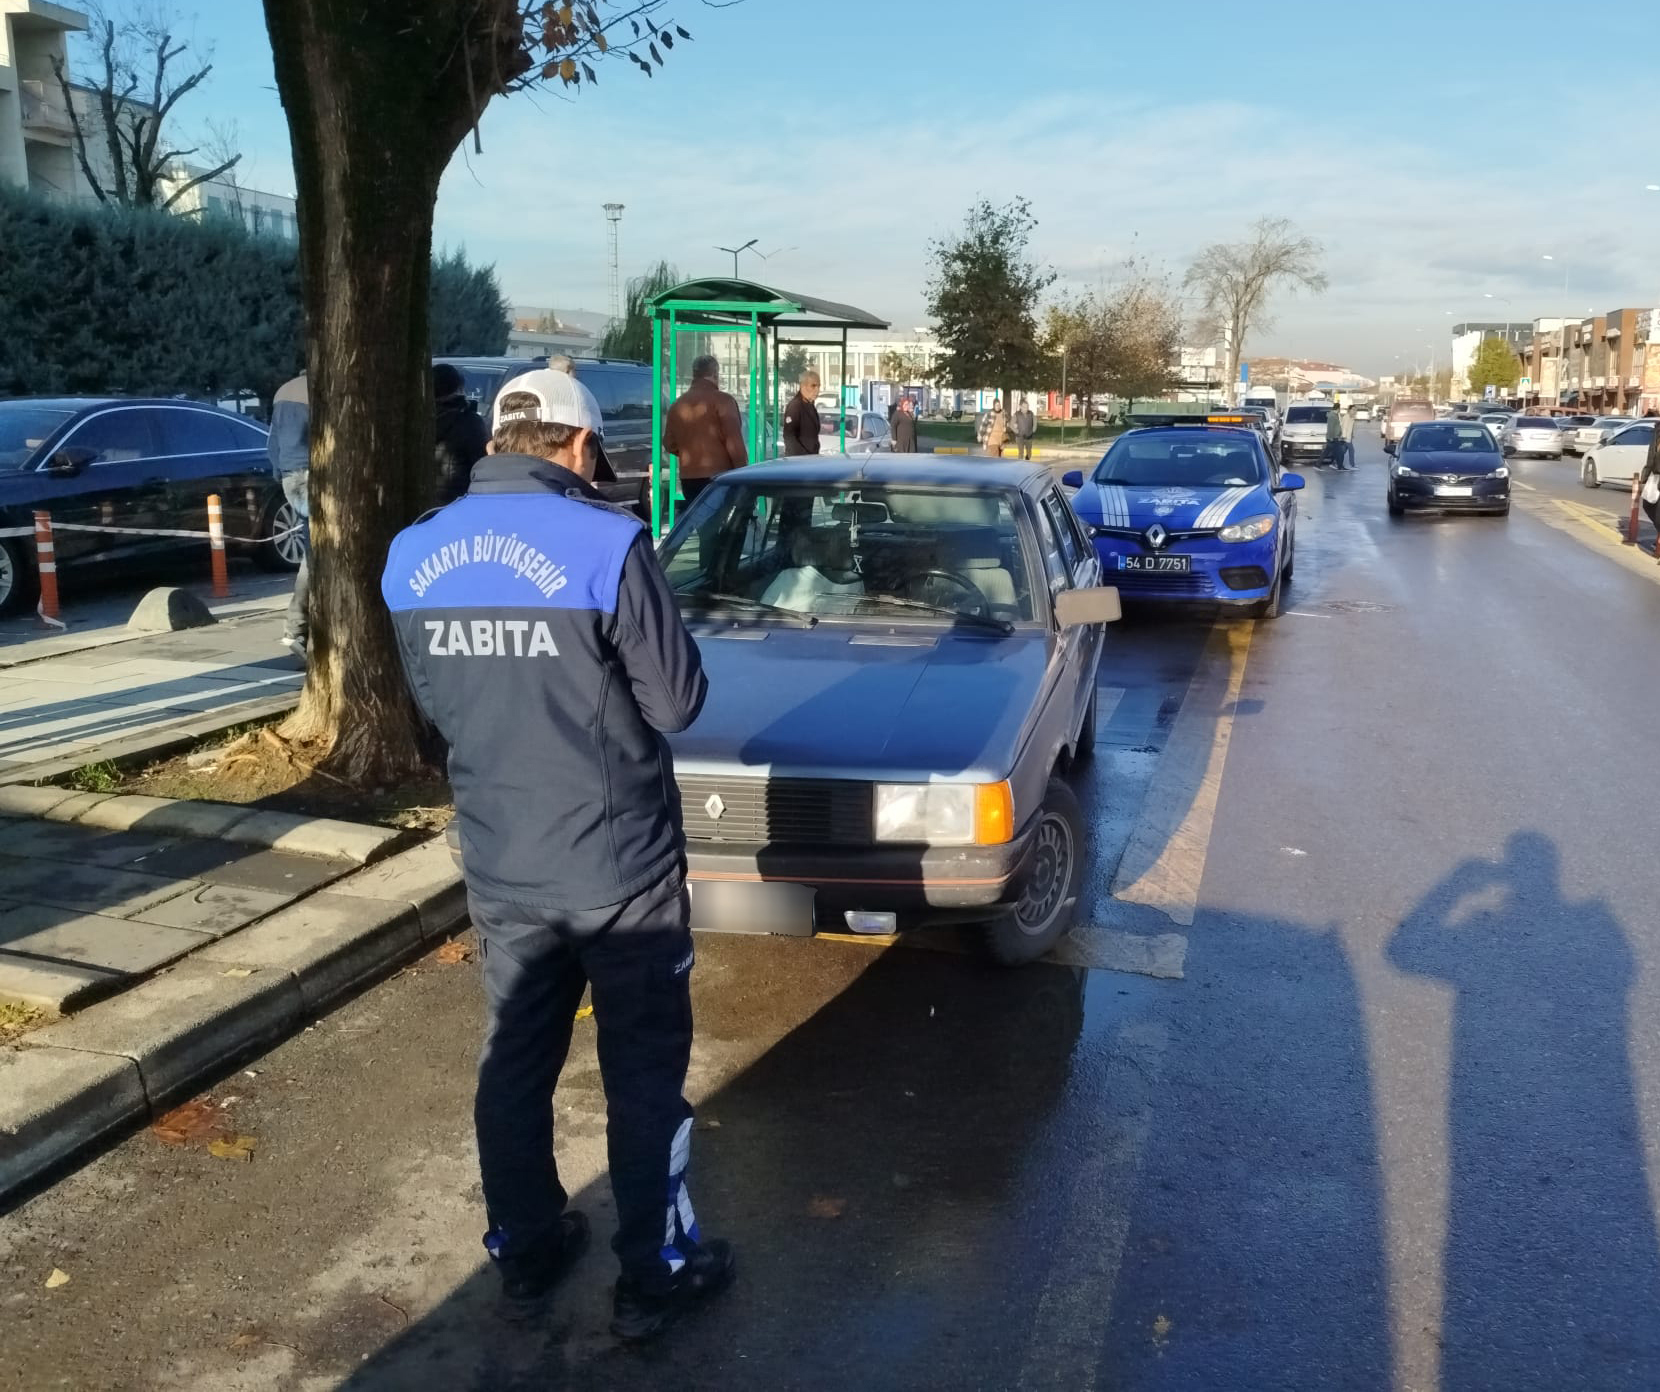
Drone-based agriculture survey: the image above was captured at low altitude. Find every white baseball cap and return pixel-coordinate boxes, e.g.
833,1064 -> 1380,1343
493,368 -> 615,481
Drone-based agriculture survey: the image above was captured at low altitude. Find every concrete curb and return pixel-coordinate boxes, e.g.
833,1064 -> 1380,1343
0,837 -> 466,1206
0,786 -> 408,866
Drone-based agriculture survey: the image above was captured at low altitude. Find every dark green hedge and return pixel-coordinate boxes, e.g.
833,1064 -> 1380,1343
0,185 -> 510,403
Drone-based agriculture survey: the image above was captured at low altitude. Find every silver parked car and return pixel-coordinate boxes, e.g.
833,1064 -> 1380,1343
1499,415 -> 1565,458
1574,416 -> 1633,454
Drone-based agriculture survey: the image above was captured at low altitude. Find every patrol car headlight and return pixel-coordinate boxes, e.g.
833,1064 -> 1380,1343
1394,465 -> 1417,478
874,782 -> 1012,846
1217,513 -> 1276,543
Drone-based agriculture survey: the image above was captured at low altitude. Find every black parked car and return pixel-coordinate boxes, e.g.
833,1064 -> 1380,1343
1386,421 -> 1510,518
434,355 -> 655,513
0,398 -> 298,614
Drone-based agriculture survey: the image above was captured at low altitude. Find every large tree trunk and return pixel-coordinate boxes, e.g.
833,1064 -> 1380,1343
261,0 -> 520,783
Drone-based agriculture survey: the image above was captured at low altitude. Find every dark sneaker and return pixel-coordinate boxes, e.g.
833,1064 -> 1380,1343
610,1239 -> 736,1344
487,1210 -> 590,1320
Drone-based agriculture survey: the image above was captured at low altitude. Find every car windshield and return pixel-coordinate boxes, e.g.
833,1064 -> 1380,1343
1516,418 -> 1555,429
1094,432 -> 1264,487
1403,424 -> 1498,453
660,481 -> 1037,626
0,405 -> 75,471
1390,404 -> 1435,422
1285,406 -> 1330,423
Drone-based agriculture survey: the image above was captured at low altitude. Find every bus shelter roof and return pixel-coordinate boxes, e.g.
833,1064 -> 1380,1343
648,277 -> 889,331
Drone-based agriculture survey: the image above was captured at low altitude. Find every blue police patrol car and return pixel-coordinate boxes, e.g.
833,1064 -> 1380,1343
1064,414 -> 1304,619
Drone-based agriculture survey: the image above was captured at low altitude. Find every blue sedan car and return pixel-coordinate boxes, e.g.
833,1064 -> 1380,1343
1065,417 -> 1304,619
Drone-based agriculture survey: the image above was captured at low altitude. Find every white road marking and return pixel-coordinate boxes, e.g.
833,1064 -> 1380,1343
1283,609 -> 1334,618
1111,621 -> 1253,926
1018,1019 -> 1169,1391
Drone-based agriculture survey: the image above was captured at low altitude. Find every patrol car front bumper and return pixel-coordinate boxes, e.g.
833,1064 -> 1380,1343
685,813 -> 1041,935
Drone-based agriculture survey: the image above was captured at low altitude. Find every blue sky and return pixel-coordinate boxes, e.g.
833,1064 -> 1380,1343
94,0 -> 1660,372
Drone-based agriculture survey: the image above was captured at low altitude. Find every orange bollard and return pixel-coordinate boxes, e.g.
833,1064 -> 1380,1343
206,493 -> 229,599
1628,475 -> 1643,546
33,510 -> 61,625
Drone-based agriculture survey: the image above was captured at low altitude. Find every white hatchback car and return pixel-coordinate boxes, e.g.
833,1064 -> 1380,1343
1499,415 -> 1565,458
1581,420 -> 1655,489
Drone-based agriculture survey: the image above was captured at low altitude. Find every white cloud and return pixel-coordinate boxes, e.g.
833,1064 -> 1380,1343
433,78 -> 1660,376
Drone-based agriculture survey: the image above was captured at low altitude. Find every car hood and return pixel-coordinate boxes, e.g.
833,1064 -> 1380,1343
670,626 -> 1055,782
1072,481 -> 1266,531
1401,450 -> 1505,474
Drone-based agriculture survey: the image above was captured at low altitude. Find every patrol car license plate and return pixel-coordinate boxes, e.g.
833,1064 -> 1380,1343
1120,555 -> 1191,573
690,880 -> 816,937
1434,485 -> 1474,497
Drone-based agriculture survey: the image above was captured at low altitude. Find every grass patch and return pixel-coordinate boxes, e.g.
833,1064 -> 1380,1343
0,1000 -> 46,1037
66,760 -> 121,793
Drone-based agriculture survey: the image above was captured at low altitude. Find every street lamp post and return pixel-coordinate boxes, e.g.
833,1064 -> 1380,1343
1543,254 -> 1569,406
1059,343 -> 1068,445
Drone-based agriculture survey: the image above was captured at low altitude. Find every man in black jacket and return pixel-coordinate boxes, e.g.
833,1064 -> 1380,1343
782,369 -> 822,455
433,363 -> 491,506
382,368 -> 733,1342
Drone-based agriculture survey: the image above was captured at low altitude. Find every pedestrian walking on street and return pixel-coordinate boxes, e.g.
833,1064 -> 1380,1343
1640,425 -> 1660,556
268,373 -> 310,660
782,370 -> 822,456
984,398 -> 1009,458
661,354 -> 748,510
1013,397 -> 1036,461
893,395 -> 919,453
381,368 -> 732,1343
433,363 -> 490,507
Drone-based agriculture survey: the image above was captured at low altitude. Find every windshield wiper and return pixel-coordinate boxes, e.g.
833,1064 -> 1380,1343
676,592 -> 817,627
853,594 -> 1014,634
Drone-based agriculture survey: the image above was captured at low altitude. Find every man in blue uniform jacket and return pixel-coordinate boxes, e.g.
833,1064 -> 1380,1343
382,368 -> 732,1342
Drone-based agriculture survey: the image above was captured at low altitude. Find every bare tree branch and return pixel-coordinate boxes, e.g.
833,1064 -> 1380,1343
48,52 -> 109,203
159,155 -> 239,210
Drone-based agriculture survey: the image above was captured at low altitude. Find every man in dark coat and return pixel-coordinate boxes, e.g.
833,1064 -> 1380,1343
434,363 -> 491,506
782,371 -> 822,456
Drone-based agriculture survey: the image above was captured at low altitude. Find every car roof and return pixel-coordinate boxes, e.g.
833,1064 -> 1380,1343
732,455 -> 1053,492
0,397 -> 244,412
1117,424 -> 1264,441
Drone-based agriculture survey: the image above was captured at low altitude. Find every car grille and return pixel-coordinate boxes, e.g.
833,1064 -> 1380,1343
1428,474 -> 1494,486
677,775 -> 872,845
1112,570 -> 1215,596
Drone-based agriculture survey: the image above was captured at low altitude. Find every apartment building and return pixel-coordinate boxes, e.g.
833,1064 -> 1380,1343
0,0 -> 84,197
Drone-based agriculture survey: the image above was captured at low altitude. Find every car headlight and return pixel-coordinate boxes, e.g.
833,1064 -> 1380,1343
1394,465 -> 1416,477
1217,513 -> 1276,543
1493,466 -> 1509,479
874,782 -> 1012,846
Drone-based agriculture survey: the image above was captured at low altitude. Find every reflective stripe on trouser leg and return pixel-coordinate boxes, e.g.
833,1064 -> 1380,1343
660,1115 -> 701,1274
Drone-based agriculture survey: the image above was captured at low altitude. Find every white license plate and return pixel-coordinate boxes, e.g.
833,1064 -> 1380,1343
1434,486 -> 1474,497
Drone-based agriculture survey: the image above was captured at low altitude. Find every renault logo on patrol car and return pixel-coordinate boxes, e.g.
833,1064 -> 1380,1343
1145,523 -> 1169,550
704,794 -> 726,821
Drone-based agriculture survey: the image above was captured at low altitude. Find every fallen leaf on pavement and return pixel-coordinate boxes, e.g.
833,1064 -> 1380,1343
208,1134 -> 257,1162
574,1005 -> 594,1020
807,1196 -> 846,1219
151,1098 -> 222,1147
226,1330 -> 263,1351
44,1268 -> 70,1289
221,967 -> 255,978
434,939 -> 472,965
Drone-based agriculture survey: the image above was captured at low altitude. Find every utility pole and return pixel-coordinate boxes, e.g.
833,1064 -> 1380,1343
602,203 -> 624,324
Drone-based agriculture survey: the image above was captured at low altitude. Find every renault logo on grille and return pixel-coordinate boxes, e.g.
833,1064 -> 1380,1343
1144,523 -> 1169,550
704,793 -> 726,820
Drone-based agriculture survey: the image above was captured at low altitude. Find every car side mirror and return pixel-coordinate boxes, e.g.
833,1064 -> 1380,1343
1061,470 -> 1084,489
1055,585 -> 1121,628
47,447 -> 96,476
1274,472 -> 1305,493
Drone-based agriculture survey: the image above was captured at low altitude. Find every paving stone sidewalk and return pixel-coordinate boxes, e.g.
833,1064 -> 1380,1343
0,608 -> 300,781
0,790 -> 405,1015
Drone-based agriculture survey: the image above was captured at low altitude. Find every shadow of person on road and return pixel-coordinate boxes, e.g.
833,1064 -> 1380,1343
1388,832 -> 1660,1389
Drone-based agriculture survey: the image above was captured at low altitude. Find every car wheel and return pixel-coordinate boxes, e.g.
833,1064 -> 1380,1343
1387,489 -> 1405,517
253,493 -> 306,572
0,536 -> 38,617
1283,540 -> 1295,582
982,777 -> 1084,967
1582,458 -> 1601,489
1253,570 -> 1283,621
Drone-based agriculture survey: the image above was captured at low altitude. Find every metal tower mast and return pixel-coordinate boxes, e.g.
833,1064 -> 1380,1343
603,203 -> 624,322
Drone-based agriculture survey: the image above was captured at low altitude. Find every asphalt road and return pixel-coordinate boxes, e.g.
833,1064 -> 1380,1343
7,427 -> 1660,1390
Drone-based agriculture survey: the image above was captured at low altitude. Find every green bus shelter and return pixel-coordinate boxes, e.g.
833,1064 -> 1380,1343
646,277 -> 889,536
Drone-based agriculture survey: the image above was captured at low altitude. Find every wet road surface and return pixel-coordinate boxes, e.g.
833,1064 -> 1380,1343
7,428 -> 1660,1390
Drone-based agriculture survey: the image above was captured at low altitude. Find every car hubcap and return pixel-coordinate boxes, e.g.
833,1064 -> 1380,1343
1015,812 -> 1074,936
272,502 -> 306,565
0,547 -> 13,605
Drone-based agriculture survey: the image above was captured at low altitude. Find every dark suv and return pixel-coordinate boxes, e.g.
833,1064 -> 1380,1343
434,356 -> 654,512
